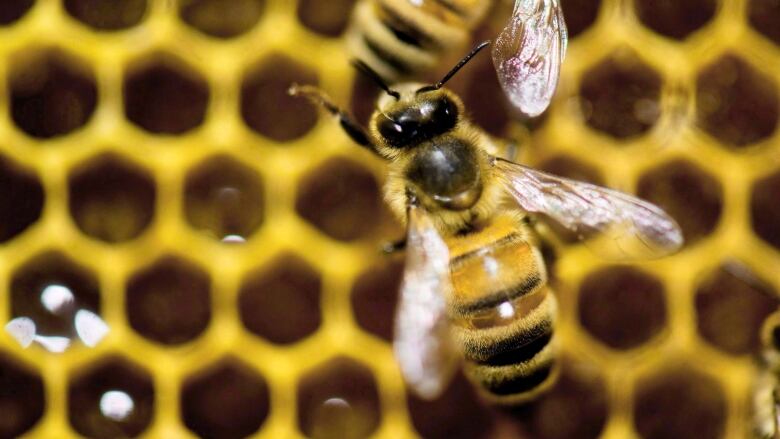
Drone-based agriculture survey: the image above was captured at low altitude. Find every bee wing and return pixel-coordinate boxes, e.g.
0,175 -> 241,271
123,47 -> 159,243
492,0 -> 568,117
394,204 -> 459,400
495,158 -> 684,259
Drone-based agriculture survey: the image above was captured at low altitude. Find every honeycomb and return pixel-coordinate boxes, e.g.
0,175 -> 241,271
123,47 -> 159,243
0,0 -> 779,438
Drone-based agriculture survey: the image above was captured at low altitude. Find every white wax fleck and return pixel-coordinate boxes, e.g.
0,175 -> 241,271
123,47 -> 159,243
100,390 -> 135,421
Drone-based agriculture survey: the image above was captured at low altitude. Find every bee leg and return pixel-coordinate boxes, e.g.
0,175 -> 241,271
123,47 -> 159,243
381,238 -> 406,254
288,84 -> 381,157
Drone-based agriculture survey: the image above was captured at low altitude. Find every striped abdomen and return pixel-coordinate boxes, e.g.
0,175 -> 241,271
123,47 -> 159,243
446,214 -> 558,404
347,0 -> 491,81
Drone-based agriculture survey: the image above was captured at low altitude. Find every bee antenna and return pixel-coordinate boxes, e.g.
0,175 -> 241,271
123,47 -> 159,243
417,40 -> 490,93
352,59 -> 401,100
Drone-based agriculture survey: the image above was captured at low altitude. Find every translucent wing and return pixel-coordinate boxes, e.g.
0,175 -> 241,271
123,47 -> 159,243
492,0 -> 568,117
495,158 -> 683,259
393,204 -> 459,400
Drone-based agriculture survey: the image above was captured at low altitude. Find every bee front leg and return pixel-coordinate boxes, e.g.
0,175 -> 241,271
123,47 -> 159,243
288,84 -> 382,157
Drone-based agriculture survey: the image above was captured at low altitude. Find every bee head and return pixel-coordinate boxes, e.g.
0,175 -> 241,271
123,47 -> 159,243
372,85 -> 462,149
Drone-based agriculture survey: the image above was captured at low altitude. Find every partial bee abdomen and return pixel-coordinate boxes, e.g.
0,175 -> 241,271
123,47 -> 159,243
447,214 -> 559,404
346,0 -> 490,81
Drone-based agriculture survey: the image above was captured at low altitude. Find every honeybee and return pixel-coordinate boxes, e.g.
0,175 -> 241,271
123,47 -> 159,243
289,42 -> 682,403
349,0 -> 567,117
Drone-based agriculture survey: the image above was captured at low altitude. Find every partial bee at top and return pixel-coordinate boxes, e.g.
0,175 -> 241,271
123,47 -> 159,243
347,0 -> 568,117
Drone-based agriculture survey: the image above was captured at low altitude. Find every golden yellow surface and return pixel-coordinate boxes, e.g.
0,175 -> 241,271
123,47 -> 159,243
0,0 -> 778,438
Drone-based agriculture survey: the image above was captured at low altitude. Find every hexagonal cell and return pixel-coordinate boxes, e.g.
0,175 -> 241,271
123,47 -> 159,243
538,155 -> 604,185
179,0 -> 264,39
183,155 -> 264,242
240,54 -> 319,142
297,0 -> 356,37
180,357 -> 270,439
123,54 -> 210,134
633,0 -> 716,40
633,367 -> 726,439
560,0 -> 601,38
68,355 -> 155,439
350,258 -> 403,342
295,157 -> 381,242
695,262 -> 777,355
0,351 -> 44,438
10,251 -> 101,340
68,154 -> 156,243
238,253 -> 321,344
63,0 -> 147,31
637,159 -> 723,246
407,373 -> 495,439
696,55 -> 778,148
751,170 -> 780,250
125,256 -> 211,345
8,48 -> 97,138
749,0 -> 780,45
0,0 -> 34,25
508,358 -> 607,439
0,154 -> 44,243
579,52 -> 662,139
297,357 -> 381,439
578,266 -> 666,350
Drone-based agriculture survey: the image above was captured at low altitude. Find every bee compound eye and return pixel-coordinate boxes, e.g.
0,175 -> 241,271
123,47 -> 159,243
378,115 -> 419,148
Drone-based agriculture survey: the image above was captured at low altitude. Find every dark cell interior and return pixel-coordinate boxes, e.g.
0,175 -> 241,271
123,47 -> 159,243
296,357 -> 381,439
406,372 -> 495,439
633,0 -> 717,40
696,54 -> 778,147
123,54 -> 210,134
68,154 -> 156,243
633,367 -> 726,439
10,251 -> 101,337
579,51 -> 662,139
509,358 -> 608,439
125,256 -> 211,345
63,0 -> 146,31
179,0 -> 264,38
239,253 -> 321,344
9,49 -> 97,138
297,0 -> 356,37
0,0 -> 34,25
0,352 -> 45,438
695,262 -> 778,355
180,357 -> 270,439
751,169 -> 780,251
241,54 -> 319,142
637,159 -> 723,247
295,157 -> 381,242
560,0 -> 601,38
68,356 -> 155,439
184,155 -> 264,242
0,154 -> 44,243
578,266 -> 667,350
350,257 -> 403,342
749,0 -> 780,45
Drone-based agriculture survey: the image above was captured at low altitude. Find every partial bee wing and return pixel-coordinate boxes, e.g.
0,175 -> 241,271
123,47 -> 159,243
492,0 -> 568,117
394,204 -> 459,400
495,158 -> 684,259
